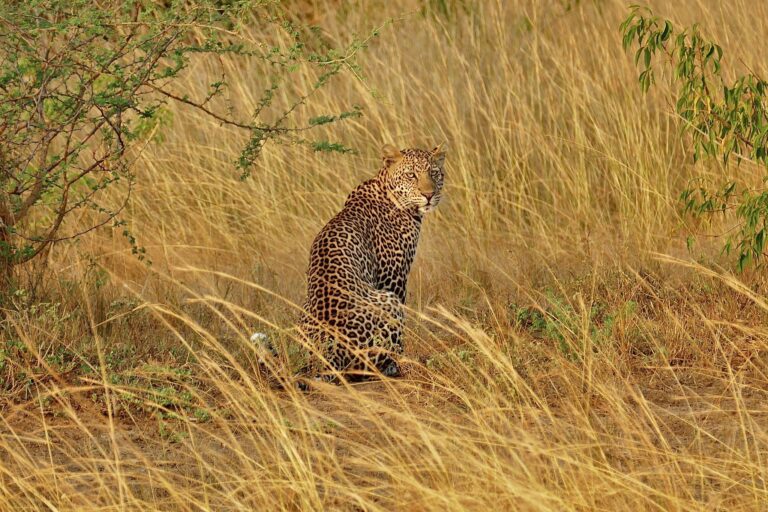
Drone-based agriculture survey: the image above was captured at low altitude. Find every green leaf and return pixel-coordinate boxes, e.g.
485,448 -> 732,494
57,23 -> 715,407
310,141 -> 356,154
309,115 -> 336,126
661,20 -> 672,41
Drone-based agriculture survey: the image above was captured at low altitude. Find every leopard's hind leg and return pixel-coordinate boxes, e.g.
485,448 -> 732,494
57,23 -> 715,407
301,286 -> 405,382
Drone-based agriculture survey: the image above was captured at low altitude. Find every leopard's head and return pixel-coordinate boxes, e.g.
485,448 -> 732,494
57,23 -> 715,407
378,144 -> 446,215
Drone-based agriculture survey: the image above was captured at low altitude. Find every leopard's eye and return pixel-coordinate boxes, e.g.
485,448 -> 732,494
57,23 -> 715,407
406,172 -> 417,179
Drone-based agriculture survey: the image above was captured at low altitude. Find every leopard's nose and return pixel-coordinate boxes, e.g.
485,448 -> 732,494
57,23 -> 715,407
422,191 -> 434,201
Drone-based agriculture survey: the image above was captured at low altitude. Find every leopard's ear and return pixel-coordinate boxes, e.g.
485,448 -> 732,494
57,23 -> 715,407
430,143 -> 446,167
381,144 -> 402,165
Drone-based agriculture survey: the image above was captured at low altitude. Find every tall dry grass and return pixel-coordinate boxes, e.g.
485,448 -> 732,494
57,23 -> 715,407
3,0 -> 768,510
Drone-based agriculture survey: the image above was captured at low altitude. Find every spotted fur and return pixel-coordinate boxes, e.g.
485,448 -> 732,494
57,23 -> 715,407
299,145 -> 446,380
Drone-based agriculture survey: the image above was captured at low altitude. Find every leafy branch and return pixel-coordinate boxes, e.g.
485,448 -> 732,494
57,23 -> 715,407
0,0 -> 378,287
621,5 -> 768,271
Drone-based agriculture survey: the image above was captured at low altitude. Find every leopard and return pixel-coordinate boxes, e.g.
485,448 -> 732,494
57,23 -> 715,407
298,144 -> 446,382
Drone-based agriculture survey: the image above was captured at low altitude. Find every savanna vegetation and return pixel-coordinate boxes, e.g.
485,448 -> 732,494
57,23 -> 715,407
2,0 -> 768,510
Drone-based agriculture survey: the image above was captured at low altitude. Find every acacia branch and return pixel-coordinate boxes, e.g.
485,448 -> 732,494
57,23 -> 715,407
148,83 -> 256,130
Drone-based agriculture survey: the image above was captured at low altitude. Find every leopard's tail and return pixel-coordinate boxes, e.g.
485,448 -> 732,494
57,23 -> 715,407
250,331 -> 277,362
250,331 -> 312,391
